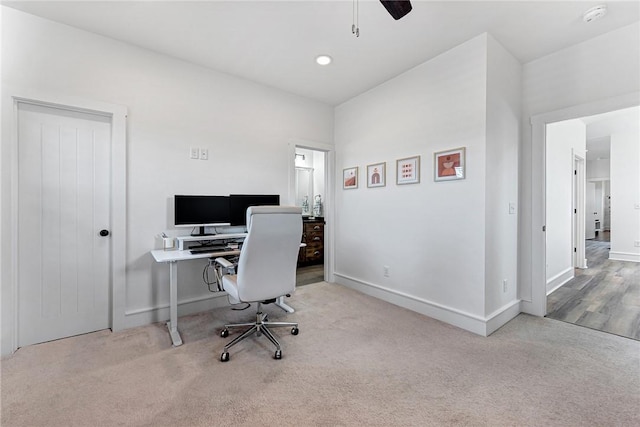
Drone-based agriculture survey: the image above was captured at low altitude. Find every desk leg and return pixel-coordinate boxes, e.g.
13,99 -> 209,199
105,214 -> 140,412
167,261 -> 183,346
275,296 -> 295,313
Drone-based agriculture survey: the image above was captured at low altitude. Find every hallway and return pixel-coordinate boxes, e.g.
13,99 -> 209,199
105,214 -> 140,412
546,232 -> 640,340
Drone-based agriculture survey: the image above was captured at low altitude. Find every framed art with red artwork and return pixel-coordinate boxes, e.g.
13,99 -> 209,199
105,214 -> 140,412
396,156 -> 420,185
434,147 -> 465,182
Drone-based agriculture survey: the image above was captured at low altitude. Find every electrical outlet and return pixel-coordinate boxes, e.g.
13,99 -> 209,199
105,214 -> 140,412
200,148 -> 208,160
503,279 -> 508,293
190,147 -> 200,159
508,202 -> 516,215
383,266 -> 390,277
634,241 -> 640,248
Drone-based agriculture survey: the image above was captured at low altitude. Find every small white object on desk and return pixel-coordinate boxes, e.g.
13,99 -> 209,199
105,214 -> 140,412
162,237 -> 175,250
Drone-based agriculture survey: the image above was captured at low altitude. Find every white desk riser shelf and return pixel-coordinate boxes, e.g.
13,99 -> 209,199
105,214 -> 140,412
175,233 -> 247,250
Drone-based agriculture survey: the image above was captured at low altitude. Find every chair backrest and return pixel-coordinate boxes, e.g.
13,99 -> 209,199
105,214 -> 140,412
235,206 -> 303,302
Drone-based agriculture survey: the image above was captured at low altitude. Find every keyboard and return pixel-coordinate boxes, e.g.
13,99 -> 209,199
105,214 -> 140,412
189,246 -> 228,254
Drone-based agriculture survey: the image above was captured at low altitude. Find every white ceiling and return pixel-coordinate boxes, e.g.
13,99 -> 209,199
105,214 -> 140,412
3,1 -> 640,105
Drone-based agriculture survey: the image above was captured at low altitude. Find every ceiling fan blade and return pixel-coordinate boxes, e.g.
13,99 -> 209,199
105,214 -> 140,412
380,0 -> 412,20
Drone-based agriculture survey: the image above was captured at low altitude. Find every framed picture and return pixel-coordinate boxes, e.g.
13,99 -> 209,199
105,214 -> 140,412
396,156 -> 420,185
367,162 -> 386,188
434,147 -> 466,181
343,166 -> 358,189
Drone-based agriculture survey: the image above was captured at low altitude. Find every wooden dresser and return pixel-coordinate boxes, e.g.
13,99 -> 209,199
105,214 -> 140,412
299,218 -> 324,265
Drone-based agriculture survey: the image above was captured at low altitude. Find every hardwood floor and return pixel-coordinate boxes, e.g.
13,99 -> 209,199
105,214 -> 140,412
546,231 -> 640,340
296,264 -> 324,286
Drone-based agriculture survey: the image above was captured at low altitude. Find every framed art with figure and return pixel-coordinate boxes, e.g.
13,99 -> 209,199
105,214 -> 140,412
434,147 -> 465,181
367,162 -> 386,188
343,167 -> 358,189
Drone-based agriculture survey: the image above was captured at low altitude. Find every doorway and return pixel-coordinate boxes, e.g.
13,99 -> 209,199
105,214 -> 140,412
293,145 -> 330,286
544,106 -> 640,339
526,94 -> 639,319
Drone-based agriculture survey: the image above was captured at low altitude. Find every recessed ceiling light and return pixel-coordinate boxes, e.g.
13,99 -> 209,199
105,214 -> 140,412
583,5 -> 607,23
316,55 -> 332,66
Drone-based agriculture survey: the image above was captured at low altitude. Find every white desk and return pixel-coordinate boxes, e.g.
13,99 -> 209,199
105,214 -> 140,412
151,247 -> 295,346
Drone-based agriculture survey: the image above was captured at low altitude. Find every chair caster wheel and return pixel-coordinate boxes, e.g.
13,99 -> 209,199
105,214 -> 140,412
274,350 -> 282,359
221,329 -> 229,338
291,327 -> 299,335
220,352 -> 230,362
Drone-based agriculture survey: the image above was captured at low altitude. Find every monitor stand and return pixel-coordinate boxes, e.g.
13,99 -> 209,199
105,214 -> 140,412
190,226 -> 215,237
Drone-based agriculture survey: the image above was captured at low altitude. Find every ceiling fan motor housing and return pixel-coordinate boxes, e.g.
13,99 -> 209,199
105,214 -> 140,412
380,0 -> 413,20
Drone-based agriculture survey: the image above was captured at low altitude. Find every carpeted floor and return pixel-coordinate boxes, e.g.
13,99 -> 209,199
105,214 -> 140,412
2,282 -> 639,426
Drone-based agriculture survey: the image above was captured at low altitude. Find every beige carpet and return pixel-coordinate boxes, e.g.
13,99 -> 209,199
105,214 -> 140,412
2,282 -> 639,426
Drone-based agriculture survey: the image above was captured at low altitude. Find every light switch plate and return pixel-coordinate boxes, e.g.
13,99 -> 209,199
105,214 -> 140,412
200,148 -> 208,160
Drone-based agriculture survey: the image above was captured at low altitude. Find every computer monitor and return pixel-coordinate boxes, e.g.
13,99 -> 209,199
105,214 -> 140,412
229,194 -> 280,226
174,195 -> 230,236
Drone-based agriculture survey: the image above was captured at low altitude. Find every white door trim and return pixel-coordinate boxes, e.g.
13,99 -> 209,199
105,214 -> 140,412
524,91 -> 640,317
6,89 -> 127,354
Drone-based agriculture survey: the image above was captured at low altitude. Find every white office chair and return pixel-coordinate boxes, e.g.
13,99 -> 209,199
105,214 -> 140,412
215,206 -> 303,362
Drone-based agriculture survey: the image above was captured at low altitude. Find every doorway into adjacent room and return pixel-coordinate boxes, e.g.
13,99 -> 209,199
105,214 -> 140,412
294,146 -> 327,286
544,107 -> 640,340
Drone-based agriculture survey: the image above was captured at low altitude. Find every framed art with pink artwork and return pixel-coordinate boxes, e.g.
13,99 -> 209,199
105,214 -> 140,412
367,162 -> 386,188
396,156 -> 420,185
343,167 -> 358,189
434,147 -> 465,182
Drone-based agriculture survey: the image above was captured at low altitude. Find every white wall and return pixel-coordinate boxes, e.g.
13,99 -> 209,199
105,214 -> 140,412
545,120 -> 586,292
1,7 -> 334,355
587,158 -> 611,180
484,35 -> 521,320
519,22 -> 640,311
334,34 -> 520,335
610,127 -> 640,262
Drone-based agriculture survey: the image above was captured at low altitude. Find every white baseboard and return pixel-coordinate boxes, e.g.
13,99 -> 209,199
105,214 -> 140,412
485,300 -> 522,335
546,267 -> 574,295
334,272 -> 520,337
123,292 -> 230,329
609,251 -> 640,263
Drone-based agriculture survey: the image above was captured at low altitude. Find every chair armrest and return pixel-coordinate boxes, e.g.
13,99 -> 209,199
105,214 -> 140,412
215,257 -> 234,269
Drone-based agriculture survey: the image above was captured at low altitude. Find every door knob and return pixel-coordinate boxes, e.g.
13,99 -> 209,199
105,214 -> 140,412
99,229 -> 110,237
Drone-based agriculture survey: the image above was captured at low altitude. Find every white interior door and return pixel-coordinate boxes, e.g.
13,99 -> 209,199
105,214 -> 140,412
573,155 -> 587,269
17,102 -> 112,347
585,182 -> 597,239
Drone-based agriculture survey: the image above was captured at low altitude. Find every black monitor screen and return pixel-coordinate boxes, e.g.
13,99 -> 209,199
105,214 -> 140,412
229,194 -> 280,226
174,195 -> 230,233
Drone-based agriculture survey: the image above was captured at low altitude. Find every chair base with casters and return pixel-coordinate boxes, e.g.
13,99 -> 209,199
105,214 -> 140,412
220,300 -> 299,362
214,206 -> 303,362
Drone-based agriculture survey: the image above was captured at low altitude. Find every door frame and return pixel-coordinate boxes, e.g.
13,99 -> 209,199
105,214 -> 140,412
524,91 -> 639,317
573,153 -> 587,269
5,89 -> 127,354
288,139 -> 335,284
